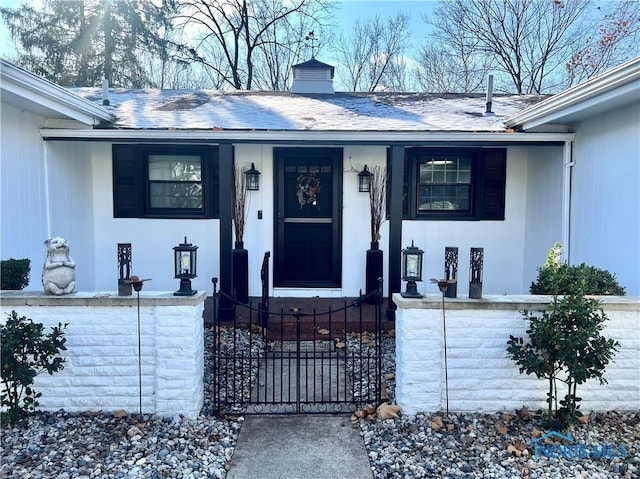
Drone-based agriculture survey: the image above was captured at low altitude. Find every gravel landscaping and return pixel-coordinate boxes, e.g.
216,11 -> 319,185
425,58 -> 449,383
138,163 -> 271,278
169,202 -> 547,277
1,328 -> 638,478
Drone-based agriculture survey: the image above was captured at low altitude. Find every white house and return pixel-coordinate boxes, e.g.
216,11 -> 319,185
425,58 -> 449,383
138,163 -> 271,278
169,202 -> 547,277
2,57 -> 638,303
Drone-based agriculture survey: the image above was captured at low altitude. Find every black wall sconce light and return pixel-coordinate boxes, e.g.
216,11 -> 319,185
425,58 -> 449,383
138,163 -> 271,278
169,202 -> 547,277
358,164 -> 372,192
245,163 -> 261,191
173,236 -> 198,296
401,240 -> 424,298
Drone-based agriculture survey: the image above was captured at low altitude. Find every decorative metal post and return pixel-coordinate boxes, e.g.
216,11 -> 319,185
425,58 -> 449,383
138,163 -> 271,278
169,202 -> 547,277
431,279 -> 450,416
469,247 -> 484,299
117,243 -> 132,296
126,275 -> 151,417
444,247 -> 458,298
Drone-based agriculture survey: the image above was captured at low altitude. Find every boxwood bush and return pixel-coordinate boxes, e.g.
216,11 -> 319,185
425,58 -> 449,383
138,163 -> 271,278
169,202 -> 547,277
1,258 -> 31,290
530,263 -> 626,296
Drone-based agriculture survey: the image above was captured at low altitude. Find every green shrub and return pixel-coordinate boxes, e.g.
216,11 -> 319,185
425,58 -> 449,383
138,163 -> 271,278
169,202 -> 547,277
1,311 -> 67,427
509,243 -> 620,430
1,258 -> 31,290
529,243 -> 625,296
507,295 -> 619,430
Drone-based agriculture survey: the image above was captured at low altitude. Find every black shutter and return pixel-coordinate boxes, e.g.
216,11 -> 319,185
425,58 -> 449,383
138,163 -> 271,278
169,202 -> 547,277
204,146 -> 220,218
112,144 -> 143,218
479,149 -> 506,220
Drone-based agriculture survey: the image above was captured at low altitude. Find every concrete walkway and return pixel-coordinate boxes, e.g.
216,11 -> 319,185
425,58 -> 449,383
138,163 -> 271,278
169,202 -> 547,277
226,415 -> 374,479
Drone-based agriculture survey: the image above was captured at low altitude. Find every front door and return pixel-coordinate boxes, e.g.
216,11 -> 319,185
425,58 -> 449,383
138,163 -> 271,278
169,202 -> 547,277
274,148 -> 342,287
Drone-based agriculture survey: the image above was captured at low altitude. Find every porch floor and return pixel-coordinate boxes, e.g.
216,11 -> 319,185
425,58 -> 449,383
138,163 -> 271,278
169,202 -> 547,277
203,296 -> 395,340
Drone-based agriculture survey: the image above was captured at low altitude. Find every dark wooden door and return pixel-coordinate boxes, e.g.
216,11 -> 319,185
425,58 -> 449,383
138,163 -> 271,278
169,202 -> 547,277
274,148 -> 342,287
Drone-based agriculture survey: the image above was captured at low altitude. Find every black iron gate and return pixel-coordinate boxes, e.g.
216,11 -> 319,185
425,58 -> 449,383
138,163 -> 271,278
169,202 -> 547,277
211,279 -> 383,414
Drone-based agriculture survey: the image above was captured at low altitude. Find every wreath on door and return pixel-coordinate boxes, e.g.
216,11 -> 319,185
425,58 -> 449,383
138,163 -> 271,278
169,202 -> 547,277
296,173 -> 321,209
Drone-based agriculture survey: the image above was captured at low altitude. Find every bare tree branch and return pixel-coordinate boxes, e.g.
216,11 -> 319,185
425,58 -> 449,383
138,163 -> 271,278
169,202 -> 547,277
176,0 -> 335,90
332,12 -> 410,92
425,0 -> 594,94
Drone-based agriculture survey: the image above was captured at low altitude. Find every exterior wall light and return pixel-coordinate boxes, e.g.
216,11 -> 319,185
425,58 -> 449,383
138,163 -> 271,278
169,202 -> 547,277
358,164 -> 372,192
401,240 -> 424,298
173,236 -> 198,296
245,163 -> 261,191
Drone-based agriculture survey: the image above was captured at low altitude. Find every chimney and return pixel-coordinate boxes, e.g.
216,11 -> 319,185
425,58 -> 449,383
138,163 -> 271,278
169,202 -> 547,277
290,58 -> 335,94
484,74 -> 494,116
102,78 -> 110,106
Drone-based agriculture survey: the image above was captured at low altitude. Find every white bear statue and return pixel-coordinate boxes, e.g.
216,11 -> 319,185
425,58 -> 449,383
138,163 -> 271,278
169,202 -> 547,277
42,237 -> 76,295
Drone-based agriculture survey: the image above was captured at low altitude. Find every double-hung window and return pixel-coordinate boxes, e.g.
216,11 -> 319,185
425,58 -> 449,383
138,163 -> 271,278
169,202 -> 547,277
148,154 -> 203,212
417,155 -> 472,213
112,144 -> 219,218
400,148 -> 507,220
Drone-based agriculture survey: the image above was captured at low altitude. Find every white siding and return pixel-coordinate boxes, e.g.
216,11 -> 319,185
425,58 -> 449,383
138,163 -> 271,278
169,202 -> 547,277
83,143 -> 567,297
90,142 -> 221,294
1,103 -> 49,289
522,145 -> 564,290
3,133 -> 571,298
399,147 -> 563,296
570,104 -> 640,295
47,141 -> 96,290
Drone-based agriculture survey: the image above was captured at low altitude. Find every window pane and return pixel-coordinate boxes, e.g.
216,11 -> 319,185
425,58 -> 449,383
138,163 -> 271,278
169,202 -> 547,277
418,185 -> 470,211
417,155 -> 472,212
148,155 -> 201,181
149,182 -> 203,209
419,158 -> 471,183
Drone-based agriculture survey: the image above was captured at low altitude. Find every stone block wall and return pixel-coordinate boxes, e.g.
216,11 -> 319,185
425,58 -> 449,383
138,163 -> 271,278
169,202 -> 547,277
1,291 -> 205,418
394,294 -> 640,416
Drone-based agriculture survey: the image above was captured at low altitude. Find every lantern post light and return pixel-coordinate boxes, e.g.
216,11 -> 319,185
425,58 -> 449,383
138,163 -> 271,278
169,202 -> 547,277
173,236 -> 198,296
245,163 -> 261,191
401,241 -> 424,298
358,164 -> 372,192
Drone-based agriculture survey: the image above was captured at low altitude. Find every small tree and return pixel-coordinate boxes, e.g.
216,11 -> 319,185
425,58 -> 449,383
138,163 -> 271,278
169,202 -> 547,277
1,311 -> 67,426
506,243 -> 619,429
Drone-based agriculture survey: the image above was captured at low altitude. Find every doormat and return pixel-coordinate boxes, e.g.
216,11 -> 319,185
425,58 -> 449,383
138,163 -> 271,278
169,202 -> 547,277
270,341 -> 336,353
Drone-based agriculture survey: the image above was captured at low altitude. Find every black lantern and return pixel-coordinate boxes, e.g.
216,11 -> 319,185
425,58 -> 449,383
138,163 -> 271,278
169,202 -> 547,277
401,240 -> 424,298
173,236 -> 198,296
358,164 -> 372,192
245,163 -> 261,191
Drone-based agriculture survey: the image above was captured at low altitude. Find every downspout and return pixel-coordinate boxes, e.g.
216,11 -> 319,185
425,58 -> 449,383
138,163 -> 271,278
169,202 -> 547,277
43,141 -> 52,238
561,141 -> 574,264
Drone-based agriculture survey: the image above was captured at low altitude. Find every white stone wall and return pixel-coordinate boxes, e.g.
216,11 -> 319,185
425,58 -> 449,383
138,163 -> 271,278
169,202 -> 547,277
395,294 -> 640,416
1,291 -> 205,418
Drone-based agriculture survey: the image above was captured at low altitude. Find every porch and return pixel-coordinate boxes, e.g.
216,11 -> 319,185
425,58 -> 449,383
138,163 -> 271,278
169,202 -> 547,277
203,295 -> 396,340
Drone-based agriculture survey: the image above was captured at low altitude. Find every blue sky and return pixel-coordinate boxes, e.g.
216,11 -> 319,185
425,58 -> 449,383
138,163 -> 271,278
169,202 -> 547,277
335,0 -> 436,42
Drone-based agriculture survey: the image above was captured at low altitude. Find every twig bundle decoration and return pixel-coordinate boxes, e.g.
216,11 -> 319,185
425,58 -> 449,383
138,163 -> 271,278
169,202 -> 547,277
368,165 -> 387,243
233,165 -> 248,243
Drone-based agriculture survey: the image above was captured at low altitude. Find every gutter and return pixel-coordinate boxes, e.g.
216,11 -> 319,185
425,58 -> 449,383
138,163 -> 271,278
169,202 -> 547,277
505,57 -> 640,130
1,59 -> 116,125
39,129 -> 575,144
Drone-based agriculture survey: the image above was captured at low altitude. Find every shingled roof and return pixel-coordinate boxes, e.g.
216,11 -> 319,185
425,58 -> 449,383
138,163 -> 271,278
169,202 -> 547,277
71,88 -> 547,133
